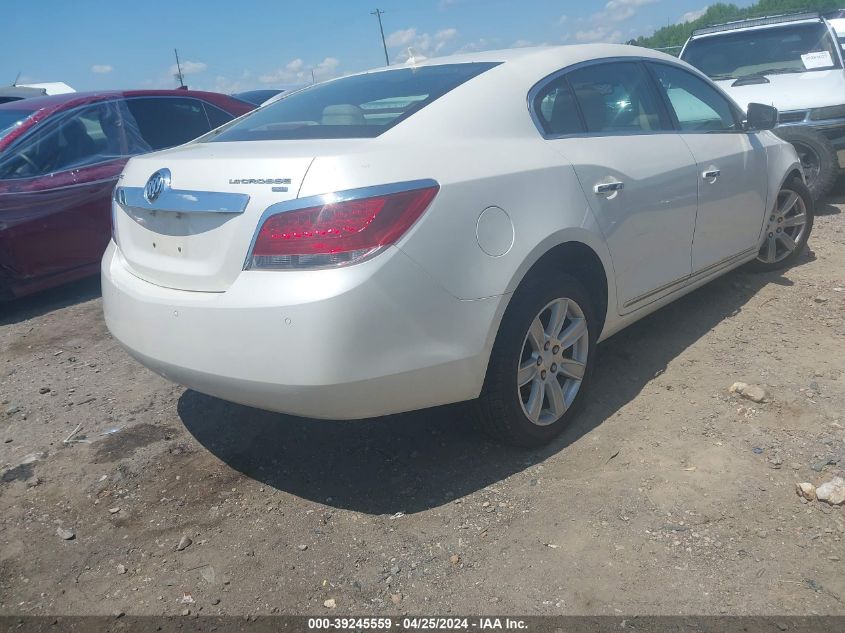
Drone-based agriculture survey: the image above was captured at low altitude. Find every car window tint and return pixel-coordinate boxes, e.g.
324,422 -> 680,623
0,109 -> 33,141
204,103 -> 235,129
126,97 -> 212,150
568,62 -> 669,134
207,63 -> 499,141
532,77 -> 584,136
0,102 -> 131,179
650,64 -> 738,132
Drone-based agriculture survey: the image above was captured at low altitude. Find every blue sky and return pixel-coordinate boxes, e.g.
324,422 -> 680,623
4,0 -> 753,93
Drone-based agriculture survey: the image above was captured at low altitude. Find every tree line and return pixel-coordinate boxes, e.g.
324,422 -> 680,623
630,0 -> 841,50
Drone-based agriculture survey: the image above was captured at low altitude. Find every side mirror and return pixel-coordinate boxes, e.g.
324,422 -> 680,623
745,103 -> 778,131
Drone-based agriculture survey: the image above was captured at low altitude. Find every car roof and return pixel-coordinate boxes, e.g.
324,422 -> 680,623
0,86 -> 48,100
0,89 -> 236,113
689,12 -> 825,38
344,44 -> 682,80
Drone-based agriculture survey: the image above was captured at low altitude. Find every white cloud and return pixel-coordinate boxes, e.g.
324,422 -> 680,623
386,28 -> 417,48
314,57 -> 340,77
511,39 -> 533,48
680,7 -> 708,23
389,26 -> 460,62
259,56 -> 341,84
170,60 -> 207,76
558,14 -> 569,24
593,0 -> 657,23
575,26 -> 623,43
455,37 -> 492,54
91,64 -> 113,74
199,71 -> 256,94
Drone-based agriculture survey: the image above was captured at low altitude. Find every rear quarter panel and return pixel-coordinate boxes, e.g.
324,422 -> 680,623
299,137 -> 617,314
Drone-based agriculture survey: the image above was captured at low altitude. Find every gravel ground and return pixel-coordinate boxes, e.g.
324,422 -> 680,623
1,184 -> 844,617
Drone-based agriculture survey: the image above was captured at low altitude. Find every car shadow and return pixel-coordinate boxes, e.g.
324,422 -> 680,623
178,257 -> 807,516
819,177 -> 845,214
816,199 -> 842,216
0,276 -> 102,326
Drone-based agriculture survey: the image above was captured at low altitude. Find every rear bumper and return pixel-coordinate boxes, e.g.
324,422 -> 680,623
101,242 -> 503,419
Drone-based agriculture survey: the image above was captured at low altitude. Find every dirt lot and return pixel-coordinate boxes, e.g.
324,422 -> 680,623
1,185 -> 844,618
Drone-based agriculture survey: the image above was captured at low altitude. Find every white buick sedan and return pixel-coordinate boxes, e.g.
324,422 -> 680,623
103,45 -> 813,447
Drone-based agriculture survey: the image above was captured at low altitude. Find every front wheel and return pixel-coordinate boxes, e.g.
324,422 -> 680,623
471,271 -> 597,447
774,127 -> 838,201
747,176 -> 814,272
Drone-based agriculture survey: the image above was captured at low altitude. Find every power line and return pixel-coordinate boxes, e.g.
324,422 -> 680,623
371,8 -> 390,66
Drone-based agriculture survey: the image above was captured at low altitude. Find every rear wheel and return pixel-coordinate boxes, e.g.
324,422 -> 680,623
472,271 -> 597,448
774,127 -> 838,201
747,176 -> 814,272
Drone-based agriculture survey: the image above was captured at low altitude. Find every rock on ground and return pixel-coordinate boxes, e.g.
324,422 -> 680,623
729,382 -> 768,403
816,477 -> 845,506
795,482 -> 816,501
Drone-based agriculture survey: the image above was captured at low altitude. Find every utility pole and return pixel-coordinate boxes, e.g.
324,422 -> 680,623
371,9 -> 390,66
173,48 -> 186,88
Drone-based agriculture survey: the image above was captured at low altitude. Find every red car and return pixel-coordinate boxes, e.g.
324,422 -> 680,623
0,90 -> 254,298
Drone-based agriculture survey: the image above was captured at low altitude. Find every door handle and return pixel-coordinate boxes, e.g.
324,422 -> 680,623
594,181 -> 625,195
702,168 -> 721,180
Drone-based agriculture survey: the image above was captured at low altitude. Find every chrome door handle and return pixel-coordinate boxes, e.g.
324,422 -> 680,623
594,181 -> 624,194
702,168 -> 721,180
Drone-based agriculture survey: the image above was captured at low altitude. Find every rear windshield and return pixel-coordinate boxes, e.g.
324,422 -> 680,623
0,109 -> 33,141
682,22 -> 842,80
207,63 -> 499,141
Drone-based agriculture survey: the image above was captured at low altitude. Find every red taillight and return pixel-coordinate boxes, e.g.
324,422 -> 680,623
248,185 -> 438,269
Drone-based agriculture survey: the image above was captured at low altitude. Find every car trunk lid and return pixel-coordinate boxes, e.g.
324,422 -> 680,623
114,141 -> 317,292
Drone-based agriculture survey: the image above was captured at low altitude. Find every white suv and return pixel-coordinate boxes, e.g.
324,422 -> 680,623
826,9 -> 845,52
681,12 -> 845,200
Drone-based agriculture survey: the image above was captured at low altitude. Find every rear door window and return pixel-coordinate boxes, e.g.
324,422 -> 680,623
203,103 -> 235,129
208,62 -> 499,141
567,62 -> 671,134
531,77 -> 585,136
126,97 -> 213,150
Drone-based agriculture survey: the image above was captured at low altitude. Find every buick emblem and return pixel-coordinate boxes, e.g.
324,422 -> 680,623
144,169 -> 171,203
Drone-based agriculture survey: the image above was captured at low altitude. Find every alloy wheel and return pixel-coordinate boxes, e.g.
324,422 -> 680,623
757,188 -> 808,265
517,297 -> 589,426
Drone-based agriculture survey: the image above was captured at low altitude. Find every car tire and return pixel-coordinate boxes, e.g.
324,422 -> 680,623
774,127 -> 838,201
747,176 -> 814,273
471,270 -> 598,448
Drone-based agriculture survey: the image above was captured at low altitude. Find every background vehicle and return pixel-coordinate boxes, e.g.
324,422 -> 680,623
825,9 -> 845,51
0,82 -> 75,105
233,89 -> 285,106
103,45 -> 809,447
680,12 -> 845,200
0,90 -> 254,298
